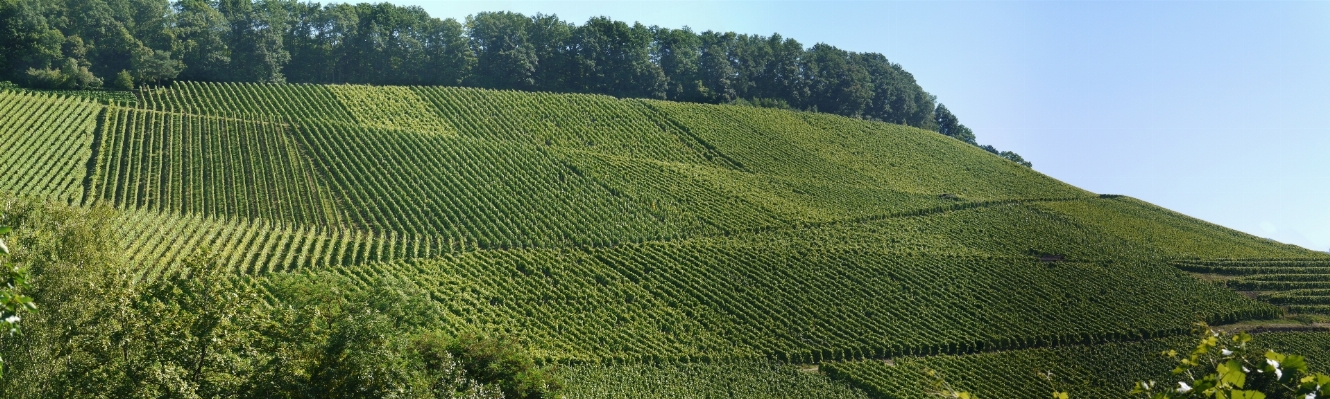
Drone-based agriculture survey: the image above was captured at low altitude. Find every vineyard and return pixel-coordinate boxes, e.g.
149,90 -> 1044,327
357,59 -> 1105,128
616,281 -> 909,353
289,120 -> 681,246
564,360 -> 870,398
2,81 -> 1330,396
136,81 -> 355,122
92,107 -> 342,225
329,85 -> 456,134
1172,258 -> 1330,315
822,332 -> 1330,398
0,89 -> 102,202
1034,197 -> 1313,259
413,87 -> 725,166
113,209 -> 448,281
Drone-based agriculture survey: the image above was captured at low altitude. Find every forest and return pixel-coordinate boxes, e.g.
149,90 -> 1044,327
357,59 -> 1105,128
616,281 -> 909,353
0,0 -> 1030,165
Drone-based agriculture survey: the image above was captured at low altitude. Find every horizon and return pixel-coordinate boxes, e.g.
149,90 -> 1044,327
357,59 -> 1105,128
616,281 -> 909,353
392,0 -> 1330,252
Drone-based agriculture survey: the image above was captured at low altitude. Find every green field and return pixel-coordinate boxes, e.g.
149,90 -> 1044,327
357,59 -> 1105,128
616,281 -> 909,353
1,83 -> 1327,397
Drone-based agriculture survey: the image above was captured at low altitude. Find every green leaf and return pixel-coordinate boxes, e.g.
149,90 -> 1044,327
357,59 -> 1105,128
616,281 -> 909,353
1228,390 -> 1266,399
1218,359 -> 1246,388
1310,373 -> 1330,385
1266,350 -> 1285,363
1283,354 -> 1308,373
0,226 -> 12,235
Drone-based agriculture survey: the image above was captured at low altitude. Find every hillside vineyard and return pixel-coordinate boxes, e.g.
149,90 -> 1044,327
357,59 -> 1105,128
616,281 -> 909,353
4,83 -> 1329,397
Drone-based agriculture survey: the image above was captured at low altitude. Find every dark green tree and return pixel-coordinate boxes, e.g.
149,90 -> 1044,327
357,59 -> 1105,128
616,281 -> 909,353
802,43 -> 873,117
934,103 -> 977,145
174,0 -> 231,81
855,52 -> 933,127
0,0 -> 64,80
1000,151 -> 1032,167
221,0 -> 288,83
468,11 -> 537,90
752,33 -> 807,107
652,26 -> 701,101
129,45 -> 183,85
526,13 -> 572,91
697,31 -> 736,103
569,17 -> 665,99
273,0 -> 342,83
418,14 -> 474,86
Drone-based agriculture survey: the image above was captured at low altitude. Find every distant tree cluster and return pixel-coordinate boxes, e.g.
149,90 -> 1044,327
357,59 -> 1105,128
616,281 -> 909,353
0,0 -> 1028,165
935,104 -> 1031,167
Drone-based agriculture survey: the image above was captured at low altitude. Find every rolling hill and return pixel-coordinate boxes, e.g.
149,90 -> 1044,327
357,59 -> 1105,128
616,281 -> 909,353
2,83 -> 1327,397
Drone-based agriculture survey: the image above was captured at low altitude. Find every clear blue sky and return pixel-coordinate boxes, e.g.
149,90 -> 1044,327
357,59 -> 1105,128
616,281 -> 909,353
397,1 -> 1330,252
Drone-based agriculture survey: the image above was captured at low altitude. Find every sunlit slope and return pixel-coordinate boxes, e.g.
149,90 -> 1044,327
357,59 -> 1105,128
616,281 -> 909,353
413,87 -> 725,165
1034,197 -> 1314,259
92,107 -> 343,226
320,200 -> 1277,363
645,100 -> 1089,200
123,83 -> 1098,248
0,90 -> 101,202
6,82 -> 1330,396
138,81 -> 355,123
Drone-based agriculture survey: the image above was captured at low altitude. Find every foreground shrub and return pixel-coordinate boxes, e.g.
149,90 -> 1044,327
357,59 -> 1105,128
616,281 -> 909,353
0,199 -> 560,398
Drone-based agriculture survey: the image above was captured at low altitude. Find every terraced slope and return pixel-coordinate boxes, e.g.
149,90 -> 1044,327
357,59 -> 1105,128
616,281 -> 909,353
1174,259 -> 1330,315
3,82 -> 1329,397
823,332 -> 1330,398
645,100 -> 1087,200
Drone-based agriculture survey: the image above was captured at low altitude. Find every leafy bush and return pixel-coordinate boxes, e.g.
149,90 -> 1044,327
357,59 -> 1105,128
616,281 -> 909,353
416,332 -> 561,399
111,70 -> 133,91
25,58 -> 101,90
0,217 -> 25,378
0,199 -> 559,398
1130,326 -> 1330,399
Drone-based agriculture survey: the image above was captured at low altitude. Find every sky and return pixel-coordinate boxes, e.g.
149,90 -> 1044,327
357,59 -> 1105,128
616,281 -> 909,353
395,0 -> 1330,252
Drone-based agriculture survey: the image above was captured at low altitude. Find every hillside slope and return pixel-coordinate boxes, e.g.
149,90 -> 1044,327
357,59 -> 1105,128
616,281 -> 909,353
2,83 -> 1327,397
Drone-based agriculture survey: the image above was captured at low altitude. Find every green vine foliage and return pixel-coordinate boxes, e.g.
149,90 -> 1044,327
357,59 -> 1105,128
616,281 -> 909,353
1130,325 -> 1330,399
0,220 -> 27,378
914,325 -> 1330,399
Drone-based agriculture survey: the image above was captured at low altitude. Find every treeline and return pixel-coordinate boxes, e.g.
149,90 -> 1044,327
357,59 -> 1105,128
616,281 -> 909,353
0,0 -> 1029,165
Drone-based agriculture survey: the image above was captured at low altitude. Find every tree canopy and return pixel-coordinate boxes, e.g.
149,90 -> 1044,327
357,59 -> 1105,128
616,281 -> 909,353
0,0 -> 1028,166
